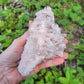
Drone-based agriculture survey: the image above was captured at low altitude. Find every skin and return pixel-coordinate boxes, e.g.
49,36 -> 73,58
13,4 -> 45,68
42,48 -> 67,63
0,20 -> 68,84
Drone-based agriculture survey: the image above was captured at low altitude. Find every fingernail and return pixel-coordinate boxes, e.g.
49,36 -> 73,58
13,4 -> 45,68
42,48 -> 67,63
29,20 -> 33,26
63,53 -> 68,59
63,38 -> 68,44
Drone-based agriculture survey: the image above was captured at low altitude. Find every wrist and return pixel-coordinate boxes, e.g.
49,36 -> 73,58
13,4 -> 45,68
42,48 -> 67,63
0,54 -> 19,84
0,72 -> 21,84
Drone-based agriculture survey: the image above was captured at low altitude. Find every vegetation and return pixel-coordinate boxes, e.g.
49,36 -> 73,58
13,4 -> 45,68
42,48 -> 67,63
0,0 -> 84,84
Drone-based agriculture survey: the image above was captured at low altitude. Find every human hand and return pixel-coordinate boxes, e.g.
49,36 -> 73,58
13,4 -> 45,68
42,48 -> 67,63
0,20 -> 68,84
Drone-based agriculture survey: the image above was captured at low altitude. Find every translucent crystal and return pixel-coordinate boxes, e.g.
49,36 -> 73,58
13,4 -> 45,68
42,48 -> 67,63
18,6 -> 67,76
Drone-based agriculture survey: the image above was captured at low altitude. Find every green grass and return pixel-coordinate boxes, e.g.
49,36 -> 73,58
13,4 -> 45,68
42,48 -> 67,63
0,0 -> 84,84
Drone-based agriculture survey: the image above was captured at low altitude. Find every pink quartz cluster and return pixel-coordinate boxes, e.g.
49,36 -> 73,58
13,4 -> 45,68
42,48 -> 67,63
18,7 -> 66,76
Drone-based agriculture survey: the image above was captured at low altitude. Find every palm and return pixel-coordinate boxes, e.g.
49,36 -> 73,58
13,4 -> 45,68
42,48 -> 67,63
0,43 -> 24,83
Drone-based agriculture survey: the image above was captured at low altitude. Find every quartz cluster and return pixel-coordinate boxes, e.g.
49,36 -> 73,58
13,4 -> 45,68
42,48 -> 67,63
18,6 -> 67,76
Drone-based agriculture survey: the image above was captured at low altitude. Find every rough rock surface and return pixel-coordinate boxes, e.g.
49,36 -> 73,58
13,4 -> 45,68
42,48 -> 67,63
18,7 -> 66,76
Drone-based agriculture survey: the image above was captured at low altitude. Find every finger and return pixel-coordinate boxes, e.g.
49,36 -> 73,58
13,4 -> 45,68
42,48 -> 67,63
29,20 -> 33,27
20,20 -> 33,39
63,38 -> 68,44
23,53 -> 67,79
24,56 -> 64,79
56,52 -> 68,60
34,52 -> 68,72
21,31 -> 29,38
17,20 -> 33,45
15,32 -> 29,47
40,57 -> 64,69
63,52 -> 68,59
33,57 -> 64,74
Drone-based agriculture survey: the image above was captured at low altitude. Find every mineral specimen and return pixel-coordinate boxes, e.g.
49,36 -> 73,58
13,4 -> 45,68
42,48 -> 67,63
18,6 -> 66,76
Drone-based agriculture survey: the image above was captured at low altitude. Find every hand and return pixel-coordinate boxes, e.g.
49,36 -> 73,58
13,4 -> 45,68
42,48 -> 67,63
0,20 -> 68,84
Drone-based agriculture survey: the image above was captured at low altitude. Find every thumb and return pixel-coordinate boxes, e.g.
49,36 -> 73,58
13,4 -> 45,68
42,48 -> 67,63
16,20 -> 33,46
